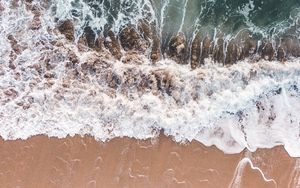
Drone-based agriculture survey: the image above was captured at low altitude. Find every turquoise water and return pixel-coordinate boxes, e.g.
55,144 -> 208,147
57,0 -> 300,40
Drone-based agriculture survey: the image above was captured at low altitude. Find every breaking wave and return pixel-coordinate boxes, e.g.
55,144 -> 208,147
0,0 -> 300,157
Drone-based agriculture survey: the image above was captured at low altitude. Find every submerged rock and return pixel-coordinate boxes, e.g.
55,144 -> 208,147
277,47 -> 286,62
282,38 -> 300,57
83,26 -> 96,48
57,20 -> 75,41
168,32 -> 186,64
213,38 -> 224,64
151,34 -> 162,63
200,36 -> 211,65
119,26 -> 144,52
261,42 -> 275,61
191,32 -> 201,69
104,30 -> 122,60
138,20 -> 152,41
225,40 -> 238,65
94,35 -> 104,52
238,38 -> 257,60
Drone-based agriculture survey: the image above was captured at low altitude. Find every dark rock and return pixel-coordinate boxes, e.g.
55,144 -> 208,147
225,40 -> 238,65
8,61 -> 16,69
200,36 -> 211,65
77,26 -> 96,49
94,35 -> 104,52
213,38 -> 224,63
4,88 -> 18,98
29,5 -> 41,30
77,34 -> 88,51
150,35 -> 161,63
66,51 -> 79,68
119,26 -> 143,51
151,70 -> 173,96
0,3 -> 4,13
168,32 -> 186,64
242,38 -> 257,58
107,71 -> 121,89
7,35 -> 22,54
277,47 -> 285,62
58,20 -> 75,41
83,26 -> 96,48
283,38 -> 300,57
191,32 -> 201,69
104,30 -> 122,60
30,15 -> 41,30
138,20 -> 152,41
44,72 -> 55,78
261,42 -> 275,60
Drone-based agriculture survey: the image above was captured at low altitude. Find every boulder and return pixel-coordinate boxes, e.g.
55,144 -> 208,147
119,26 -> 143,51
168,32 -> 186,64
191,32 -> 201,69
58,20 -> 75,41
200,36 -> 211,65
213,38 -> 224,63
225,40 -> 238,65
150,35 -> 161,63
104,30 -> 122,59
261,42 -> 275,60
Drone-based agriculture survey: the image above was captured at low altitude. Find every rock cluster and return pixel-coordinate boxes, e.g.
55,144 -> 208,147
56,20 -> 300,68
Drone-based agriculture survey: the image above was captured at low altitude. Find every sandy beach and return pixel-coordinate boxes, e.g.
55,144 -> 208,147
0,135 -> 298,188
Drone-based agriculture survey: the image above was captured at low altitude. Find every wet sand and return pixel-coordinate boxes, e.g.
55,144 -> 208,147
0,135 -> 299,188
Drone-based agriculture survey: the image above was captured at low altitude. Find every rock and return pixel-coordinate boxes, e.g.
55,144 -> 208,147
225,40 -> 238,65
77,26 -> 96,50
67,51 -> 79,67
191,32 -> 201,69
138,20 -> 152,41
58,20 -> 75,41
104,30 -> 122,60
7,35 -> 22,54
151,70 -> 173,96
8,61 -> 16,69
4,88 -> 18,98
150,35 -> 162,63
119,26 -> 143,51
77,34 -> 88,51
200,36 -> 211,65
0,3 -> 4,13
168,32 -> 186,64
277,47 -> 285,62
242,38 -> 257,58
213,38 -> 224,63
106,71 -> 121,89
94,35 -> 104,52
44,72 -> 55,78
30,15 -> 41,30
261,42 -> 275,60
83,26 -> 96,48
283,38 -> 300,57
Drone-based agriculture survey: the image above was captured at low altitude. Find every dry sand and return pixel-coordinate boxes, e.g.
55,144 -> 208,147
0,135 -> 299,188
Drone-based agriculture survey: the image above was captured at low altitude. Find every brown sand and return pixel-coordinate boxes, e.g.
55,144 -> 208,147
0,135 -> 299,188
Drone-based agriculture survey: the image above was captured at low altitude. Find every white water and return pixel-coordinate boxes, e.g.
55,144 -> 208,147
1,0 -> 300,157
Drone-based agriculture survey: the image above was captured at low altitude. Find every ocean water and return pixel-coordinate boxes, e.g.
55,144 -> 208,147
0,0 -> 300,157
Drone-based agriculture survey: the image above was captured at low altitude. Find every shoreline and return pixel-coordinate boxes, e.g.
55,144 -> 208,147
0,135 -> 298,188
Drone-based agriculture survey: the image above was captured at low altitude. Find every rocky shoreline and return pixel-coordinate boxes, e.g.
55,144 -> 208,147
58,19 -> 300,69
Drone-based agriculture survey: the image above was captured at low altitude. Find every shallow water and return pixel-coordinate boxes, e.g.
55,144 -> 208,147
0,135 -> 298,188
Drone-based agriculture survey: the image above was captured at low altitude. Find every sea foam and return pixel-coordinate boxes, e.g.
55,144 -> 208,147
0,0 -> 300,157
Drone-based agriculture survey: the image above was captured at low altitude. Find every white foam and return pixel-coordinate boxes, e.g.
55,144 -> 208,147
0,0 -> 300,158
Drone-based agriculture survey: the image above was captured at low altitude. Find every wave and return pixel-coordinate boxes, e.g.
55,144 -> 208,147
0,0 -> 300,157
